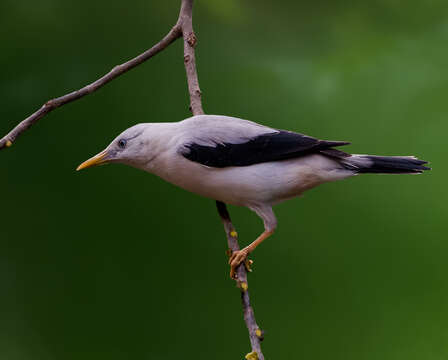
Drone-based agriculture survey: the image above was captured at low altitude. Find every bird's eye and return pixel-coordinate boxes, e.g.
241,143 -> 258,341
118,139 -> 127,149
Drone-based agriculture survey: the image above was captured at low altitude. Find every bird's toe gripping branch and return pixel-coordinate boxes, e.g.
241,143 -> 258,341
228,249 -> 253,279
227,228 -> 274,279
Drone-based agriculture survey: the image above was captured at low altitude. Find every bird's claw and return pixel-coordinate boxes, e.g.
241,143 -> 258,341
228,249 -> 251,279
245,259 -> 254,273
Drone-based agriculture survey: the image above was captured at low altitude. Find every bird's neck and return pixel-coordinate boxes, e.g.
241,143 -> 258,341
136,122 -> 182,174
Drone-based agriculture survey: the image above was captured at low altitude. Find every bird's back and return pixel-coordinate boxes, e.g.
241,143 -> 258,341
178,115 -> 350,168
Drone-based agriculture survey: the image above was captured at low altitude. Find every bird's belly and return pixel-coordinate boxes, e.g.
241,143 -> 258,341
156,163 -> 256,206
151,154 -> 352,206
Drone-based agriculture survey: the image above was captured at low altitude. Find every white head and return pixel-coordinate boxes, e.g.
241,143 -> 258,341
76,123 -> 159,171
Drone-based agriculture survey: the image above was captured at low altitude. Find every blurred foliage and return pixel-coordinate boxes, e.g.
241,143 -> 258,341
1,1 -> 447,359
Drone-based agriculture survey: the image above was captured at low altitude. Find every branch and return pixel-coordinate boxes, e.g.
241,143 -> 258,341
178,2 -> 264,358
2,1 -> 265,358
178,0 -> 204,116
0,17 -> 182,150
216,201 -> 265,360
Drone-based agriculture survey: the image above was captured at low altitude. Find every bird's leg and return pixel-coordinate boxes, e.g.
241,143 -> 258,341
227,205 -> 277,279
229,229 -> 274,279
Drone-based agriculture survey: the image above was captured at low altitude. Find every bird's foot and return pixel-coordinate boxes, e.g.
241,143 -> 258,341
228,248 -> 252,279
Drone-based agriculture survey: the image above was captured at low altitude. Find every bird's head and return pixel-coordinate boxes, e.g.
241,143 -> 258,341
76,124 -> 155,171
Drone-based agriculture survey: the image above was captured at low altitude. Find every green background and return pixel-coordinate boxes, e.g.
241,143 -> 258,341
1,1 -> 446,359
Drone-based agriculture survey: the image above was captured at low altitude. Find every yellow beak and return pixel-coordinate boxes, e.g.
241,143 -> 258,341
76,150 -> 109,171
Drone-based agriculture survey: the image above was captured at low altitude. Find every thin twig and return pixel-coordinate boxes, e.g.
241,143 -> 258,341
178,0 -> 204,115
2,1 -> 265,358
216,201 -> 265,360
0,21 -> 182,150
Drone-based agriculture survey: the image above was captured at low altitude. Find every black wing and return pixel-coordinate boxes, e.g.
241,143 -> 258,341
181,130 -> 350,168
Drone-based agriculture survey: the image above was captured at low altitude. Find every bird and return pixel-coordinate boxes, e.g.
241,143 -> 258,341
77,114 -> 430,278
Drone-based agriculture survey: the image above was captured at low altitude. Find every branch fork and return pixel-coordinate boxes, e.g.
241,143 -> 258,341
1,1 -> 265,358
